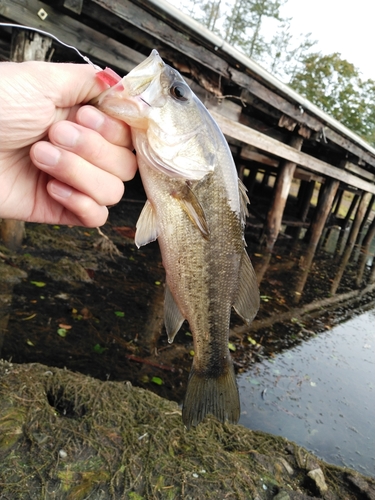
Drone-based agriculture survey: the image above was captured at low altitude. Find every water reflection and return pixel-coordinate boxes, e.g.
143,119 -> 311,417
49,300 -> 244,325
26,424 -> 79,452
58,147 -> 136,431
238,309 -> 375,477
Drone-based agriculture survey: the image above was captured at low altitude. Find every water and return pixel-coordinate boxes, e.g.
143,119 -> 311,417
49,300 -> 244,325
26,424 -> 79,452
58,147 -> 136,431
238,308 -> 375,477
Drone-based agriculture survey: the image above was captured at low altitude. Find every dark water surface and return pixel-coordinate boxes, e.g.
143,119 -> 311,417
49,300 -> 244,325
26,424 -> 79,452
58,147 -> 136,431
239,308 -> 375,477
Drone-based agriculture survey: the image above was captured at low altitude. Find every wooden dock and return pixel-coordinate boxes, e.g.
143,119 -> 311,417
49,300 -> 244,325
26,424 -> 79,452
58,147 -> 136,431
1,0 -> 375,253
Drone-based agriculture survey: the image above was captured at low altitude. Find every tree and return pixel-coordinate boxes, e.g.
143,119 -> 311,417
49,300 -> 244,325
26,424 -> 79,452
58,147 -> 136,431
220,0 -> 288,59
266,27 -> 316,79
178,0 -> 314,78
289,52 -> 375,146
197,0 -> 222,31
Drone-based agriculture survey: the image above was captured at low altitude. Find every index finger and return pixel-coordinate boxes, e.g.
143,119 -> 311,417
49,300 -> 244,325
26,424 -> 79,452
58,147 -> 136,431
76,105 -> 133,149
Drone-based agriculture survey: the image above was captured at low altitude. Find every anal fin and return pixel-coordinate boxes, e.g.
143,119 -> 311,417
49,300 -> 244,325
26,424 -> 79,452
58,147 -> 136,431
164,284 -> 185,343
233,250 -> 259,324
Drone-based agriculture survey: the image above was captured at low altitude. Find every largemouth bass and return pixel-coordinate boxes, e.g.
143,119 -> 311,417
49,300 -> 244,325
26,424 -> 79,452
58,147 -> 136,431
93,50 -> 259,428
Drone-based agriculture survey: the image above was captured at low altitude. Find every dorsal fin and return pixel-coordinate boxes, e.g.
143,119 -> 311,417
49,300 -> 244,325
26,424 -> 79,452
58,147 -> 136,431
238,178 -> 250,222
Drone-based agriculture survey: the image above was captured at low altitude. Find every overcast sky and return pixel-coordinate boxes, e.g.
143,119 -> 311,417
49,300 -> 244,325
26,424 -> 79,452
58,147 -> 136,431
280,0 -> 374,80
170,0 -> 374,81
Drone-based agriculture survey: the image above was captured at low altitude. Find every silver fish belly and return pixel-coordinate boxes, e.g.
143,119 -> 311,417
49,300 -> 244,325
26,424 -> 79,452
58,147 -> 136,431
93,50 -> 259,428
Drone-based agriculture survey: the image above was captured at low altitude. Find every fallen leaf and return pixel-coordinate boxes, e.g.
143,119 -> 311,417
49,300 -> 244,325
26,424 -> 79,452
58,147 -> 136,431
228,342 -> 236,352
151,376 -> 163,386
58,323 -> 72,330
113,226 -> 136,239
22,313 -> 37,321
30,281 -> 46,288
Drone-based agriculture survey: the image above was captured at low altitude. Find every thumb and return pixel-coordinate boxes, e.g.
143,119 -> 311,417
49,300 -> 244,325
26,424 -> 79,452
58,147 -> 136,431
31,61 -> 111,108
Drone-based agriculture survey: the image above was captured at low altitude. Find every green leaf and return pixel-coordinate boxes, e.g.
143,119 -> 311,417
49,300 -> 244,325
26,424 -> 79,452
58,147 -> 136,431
57,328 -> 67,337
30,281 -> 46,288
114,311 -> 125,317
260,295 -> 271,302
26,339 -> 35,346
247,336 -> 257,345
151,376 -> 163,386
93,343 -> 107,354
228,342 -> 236,352
154,281 -> 161,285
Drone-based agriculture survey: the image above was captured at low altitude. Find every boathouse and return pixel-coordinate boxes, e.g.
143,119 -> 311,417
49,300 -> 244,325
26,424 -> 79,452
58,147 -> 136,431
1,0 -> 375,254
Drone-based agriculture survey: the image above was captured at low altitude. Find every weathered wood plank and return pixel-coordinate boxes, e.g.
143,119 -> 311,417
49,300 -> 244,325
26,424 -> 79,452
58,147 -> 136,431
307,179 -> 340,250
237,74 -> 375,168
210,111 -> 375,195
91,0 -> 375,167
342,161 -> 375,182
92,0 -> 231,77
240,147 -> 279,167
263,136 -> 304,250
0,0 -> 144,72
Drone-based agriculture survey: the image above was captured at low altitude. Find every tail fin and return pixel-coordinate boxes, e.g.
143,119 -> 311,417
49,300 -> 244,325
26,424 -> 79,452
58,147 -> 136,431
182,363 -> 240,428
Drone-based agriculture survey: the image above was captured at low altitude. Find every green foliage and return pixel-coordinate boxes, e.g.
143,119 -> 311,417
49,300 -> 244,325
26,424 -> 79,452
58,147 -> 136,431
289,52 -> 375,145
180,0 -> 375,146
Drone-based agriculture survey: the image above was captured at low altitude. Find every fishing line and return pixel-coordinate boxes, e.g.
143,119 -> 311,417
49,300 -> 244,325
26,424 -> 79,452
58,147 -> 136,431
0,22 -> 102,70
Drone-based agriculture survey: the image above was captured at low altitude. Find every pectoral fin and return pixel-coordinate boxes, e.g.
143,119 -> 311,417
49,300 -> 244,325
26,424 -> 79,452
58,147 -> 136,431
135,200 -> 159,248
172,184 -> 210,239
164,284 -> 185,343
233,250 -> 259,324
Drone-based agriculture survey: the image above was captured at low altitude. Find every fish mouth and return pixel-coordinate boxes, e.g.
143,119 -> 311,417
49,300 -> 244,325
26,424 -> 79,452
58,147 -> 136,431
90,50 -> 166,124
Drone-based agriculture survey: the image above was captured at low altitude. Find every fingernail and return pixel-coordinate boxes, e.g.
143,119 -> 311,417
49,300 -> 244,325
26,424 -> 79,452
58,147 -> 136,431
33,142 -> 61,166
79,106 -> 105,130
49,181 -> 72,198
54,122 -> 80,147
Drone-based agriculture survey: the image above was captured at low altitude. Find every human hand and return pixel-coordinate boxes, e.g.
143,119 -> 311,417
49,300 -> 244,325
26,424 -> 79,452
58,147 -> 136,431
0,61 -> 137,227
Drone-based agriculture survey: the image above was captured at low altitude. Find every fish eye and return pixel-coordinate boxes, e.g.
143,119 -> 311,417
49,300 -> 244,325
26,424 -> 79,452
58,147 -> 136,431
170,83 -> 190,102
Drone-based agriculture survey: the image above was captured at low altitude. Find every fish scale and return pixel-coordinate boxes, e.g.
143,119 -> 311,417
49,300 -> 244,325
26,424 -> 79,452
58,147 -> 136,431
92,50 -> 259,428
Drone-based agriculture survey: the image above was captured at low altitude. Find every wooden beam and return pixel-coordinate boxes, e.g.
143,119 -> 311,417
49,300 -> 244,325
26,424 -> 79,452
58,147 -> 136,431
294,168 -> 323,182
90,0 -> 375,167
0,0 -> 144,73
263,136 -> 304,250
342,161 -> 375,182
307,179 -> 340,250
238,80 -> 375,168
330,192 -> 372,295
210,111 -> 375,195
240,147 -> 279,167
92,0 -> 231,75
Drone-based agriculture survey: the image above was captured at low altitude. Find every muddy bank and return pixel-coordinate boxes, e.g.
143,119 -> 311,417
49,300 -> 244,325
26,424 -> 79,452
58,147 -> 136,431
1,194 -> 374,407
1,360 -> 374,500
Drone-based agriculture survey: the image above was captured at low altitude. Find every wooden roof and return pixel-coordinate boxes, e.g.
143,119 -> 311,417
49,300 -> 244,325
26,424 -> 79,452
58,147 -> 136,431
1,0 -> 375,195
